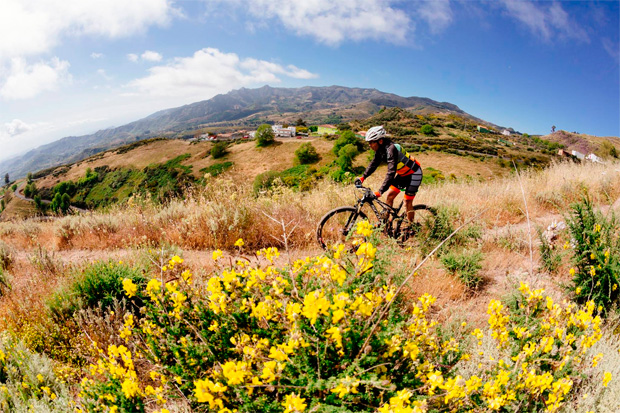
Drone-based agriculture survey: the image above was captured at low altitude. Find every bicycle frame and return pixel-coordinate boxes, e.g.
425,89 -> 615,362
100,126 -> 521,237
353,186 -> 405,236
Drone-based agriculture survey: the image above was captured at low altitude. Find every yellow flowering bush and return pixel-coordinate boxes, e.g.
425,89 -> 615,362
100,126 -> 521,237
79,228 -> 466,412
452,282 -> 606,412
77,224 -> 612,412
565,197 -> 620,314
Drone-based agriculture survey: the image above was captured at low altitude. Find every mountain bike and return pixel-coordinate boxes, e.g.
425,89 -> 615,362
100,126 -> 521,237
316,184 -> 437,250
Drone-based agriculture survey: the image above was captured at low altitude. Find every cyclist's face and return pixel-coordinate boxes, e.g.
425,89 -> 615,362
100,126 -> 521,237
369,141 -> 380,151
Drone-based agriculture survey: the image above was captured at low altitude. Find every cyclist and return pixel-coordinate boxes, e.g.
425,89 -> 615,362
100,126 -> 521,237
354,125 -> 423,225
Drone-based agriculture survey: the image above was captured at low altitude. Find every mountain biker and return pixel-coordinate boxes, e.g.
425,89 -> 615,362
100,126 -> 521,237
354,125 -> 423,225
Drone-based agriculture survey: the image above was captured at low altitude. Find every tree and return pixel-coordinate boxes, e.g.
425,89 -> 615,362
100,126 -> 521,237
4,173 -> 8,185
34,195 -> 45,212
551,125 -> 556,133
26,172 -> 33,184
332,130 -> 363,156
60,193 -> 71,214
295,143 -> 319,164
23,182 -> 37,198
295,118 -> 307,127
336,123 -> 351,131
255,124 -> 275,147
50,193 -> 61,213
336,144 -> 359,172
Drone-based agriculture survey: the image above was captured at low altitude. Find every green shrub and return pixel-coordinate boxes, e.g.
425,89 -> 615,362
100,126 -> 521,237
201,162 -> 233,177
47,260 -> 146,321
441,249 -> 484,289
295,142 -> 319,164
0,335 -> 72,412
252,170 -> 281,194
420,124 -> 435,136
211,142 -> 228,159
566,197 -> 620,315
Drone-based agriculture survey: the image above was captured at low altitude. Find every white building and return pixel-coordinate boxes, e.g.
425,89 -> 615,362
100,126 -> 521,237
501,130 -> 511,136
585,153 -> 604,164
571,150 -> 585,160
272,125 -> 296,138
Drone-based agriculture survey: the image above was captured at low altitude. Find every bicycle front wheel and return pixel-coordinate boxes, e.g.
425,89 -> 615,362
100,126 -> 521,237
317,207 -> 368,250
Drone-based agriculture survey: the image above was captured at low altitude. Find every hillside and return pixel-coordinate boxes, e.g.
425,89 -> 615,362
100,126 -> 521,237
2,103 -> 618,219
0,85 -> 498,180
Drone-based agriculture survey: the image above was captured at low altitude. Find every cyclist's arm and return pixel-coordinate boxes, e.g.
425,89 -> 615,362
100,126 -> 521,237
377,145 -> 398,195
361,150 -> 382,180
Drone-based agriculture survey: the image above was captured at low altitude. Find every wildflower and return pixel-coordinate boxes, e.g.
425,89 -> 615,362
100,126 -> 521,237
212,250 -> 223,261
122,278 -> 138,298
603,371 -> 612,387
222,361 -> 249,385
282,393 -> 307,413
331,376 -> 360,398
121,379 -> 140,399
234,238 -> 244,248
356,220 -> 374,237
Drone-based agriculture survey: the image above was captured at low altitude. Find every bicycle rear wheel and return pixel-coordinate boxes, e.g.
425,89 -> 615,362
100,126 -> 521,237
317,207 -> 368,250
409,204 -> 438,239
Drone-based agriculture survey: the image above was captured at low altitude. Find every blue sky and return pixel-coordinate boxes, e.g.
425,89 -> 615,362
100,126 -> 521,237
0,0 -> 618,162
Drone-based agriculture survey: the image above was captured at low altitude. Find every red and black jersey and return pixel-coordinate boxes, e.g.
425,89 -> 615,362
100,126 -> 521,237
362,140 -> 421,195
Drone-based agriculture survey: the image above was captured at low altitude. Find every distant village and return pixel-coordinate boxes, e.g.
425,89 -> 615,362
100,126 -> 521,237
191,124 -> 354,141
191,123 -> 606,164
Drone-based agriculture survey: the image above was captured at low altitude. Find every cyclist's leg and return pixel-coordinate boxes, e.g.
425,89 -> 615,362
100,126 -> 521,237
385,185 -> 400,208
404,168 -> 423,222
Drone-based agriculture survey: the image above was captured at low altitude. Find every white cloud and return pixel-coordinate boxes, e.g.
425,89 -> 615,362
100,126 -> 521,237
0,57 -> 71,100
96,69 -> 112,81
3,119 -> 32,137
417,0 -> 453,34
234,0 -> 411,45
500,0 -> 589,43
91,52 -> 104,59
141,51 -> 163,62
0,0 -> 176,60
602,38 -> 620,64
128,51 -> 163,62
126,48 -> 318,100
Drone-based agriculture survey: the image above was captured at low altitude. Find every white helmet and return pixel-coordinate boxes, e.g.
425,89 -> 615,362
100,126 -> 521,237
365,125 -> 386,142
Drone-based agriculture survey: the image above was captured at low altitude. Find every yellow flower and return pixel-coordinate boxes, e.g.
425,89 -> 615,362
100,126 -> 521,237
121,379 -> 140,399
234,238 -> 244,248
122,278 -> 138,298
603,371 -> 612,387
282,393 -> 307,413
355,220 -> 374,237
212,250 -> 224,261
